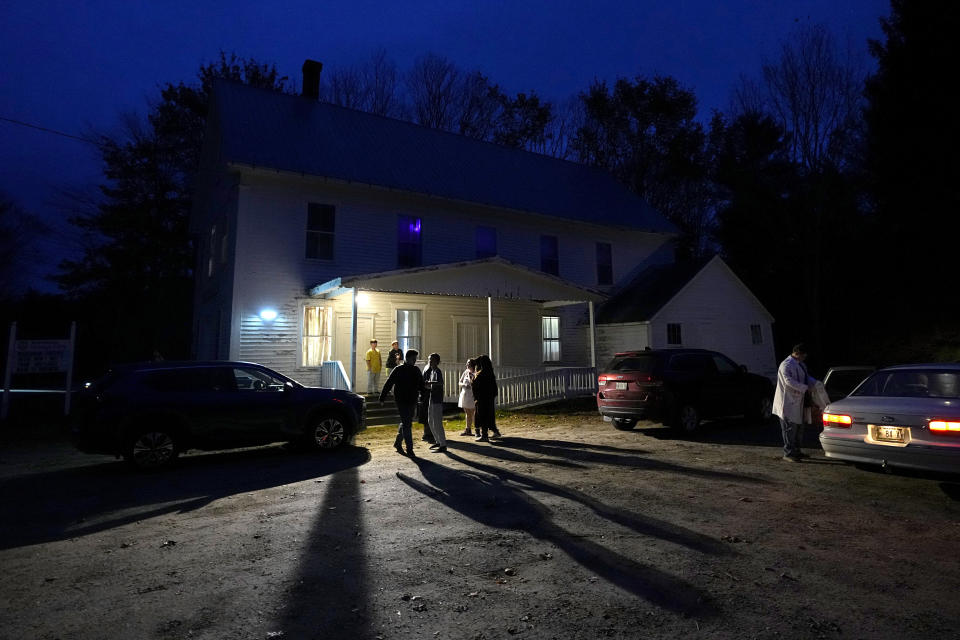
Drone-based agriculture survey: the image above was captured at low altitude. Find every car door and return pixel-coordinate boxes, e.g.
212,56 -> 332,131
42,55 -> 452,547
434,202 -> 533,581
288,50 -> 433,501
698,353 -> 745,417
217,365 -> 292,444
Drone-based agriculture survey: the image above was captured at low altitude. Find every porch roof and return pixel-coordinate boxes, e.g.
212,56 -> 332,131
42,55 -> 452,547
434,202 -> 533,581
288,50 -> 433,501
308,257 -> 606,304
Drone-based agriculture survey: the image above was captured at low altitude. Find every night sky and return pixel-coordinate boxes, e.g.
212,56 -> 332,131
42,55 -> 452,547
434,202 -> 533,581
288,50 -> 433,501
0,0 -> 889,291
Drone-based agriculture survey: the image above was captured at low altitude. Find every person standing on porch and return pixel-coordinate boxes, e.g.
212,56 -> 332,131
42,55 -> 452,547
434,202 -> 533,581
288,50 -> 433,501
379,349 -> 425,456
458,358 -> 477,437
385,340 -> 403,375
473,354 -> 501,442
365,339 -> 382,393
423,353 -> 447,452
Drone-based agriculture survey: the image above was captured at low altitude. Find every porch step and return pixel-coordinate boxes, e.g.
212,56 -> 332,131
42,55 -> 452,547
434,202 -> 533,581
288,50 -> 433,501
360,394 -> 462,428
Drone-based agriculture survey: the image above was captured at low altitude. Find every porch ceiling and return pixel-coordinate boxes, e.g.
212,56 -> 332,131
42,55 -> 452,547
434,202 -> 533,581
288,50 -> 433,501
309,257 -> 606,303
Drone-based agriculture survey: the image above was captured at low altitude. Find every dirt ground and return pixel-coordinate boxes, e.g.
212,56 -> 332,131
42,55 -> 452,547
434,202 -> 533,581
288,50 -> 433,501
2,401 -> 960,640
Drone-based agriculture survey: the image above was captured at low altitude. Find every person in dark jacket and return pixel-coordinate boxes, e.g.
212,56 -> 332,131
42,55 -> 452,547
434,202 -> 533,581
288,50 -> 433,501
385,341 -> 403,373
379,349 -> 426,456
472,354 -> 501,442
423,353 -> 447,452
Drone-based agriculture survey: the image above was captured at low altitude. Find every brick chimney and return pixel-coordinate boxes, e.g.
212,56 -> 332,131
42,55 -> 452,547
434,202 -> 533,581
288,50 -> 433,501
302,59 -> 323,100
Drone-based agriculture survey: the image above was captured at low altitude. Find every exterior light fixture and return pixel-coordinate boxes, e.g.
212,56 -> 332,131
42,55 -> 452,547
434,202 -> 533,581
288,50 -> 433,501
259,309 -> 278,321
356,292 -> 369,307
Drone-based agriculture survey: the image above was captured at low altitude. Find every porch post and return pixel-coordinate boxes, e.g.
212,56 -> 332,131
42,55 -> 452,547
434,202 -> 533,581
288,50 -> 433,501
487,296 -> 493,364
350,288 -> 358,392
588,300 -> 596,369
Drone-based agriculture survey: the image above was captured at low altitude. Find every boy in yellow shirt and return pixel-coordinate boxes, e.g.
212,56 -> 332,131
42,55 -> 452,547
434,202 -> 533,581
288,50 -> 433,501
365,339 -> 382,393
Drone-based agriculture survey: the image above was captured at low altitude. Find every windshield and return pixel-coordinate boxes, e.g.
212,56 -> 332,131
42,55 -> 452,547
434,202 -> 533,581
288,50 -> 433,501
852,370 -> 960,399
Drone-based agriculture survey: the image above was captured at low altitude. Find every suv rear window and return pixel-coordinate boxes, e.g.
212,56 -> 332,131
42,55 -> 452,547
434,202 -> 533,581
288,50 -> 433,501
605,355 -> 658,373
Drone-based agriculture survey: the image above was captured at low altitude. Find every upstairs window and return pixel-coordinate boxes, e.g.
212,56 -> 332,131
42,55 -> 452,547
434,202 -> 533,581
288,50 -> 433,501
596,242 -> 613,285
750,324 -> 763,345
306,203 -> 335,260
540,235 -> 559,275
398,215 -> 422,268
476,226 -> 497,259
667,323 -> 682,345
542,316 -> 560,362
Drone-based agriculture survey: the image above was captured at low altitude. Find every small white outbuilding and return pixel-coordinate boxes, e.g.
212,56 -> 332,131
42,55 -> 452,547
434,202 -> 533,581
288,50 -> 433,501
593,255 -> 777,380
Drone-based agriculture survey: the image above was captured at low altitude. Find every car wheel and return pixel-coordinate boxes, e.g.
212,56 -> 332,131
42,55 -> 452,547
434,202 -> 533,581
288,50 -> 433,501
126,428 -> 179,470
676,404 -> 700,433
612,418 -> 637,431
306,414 -> 348,450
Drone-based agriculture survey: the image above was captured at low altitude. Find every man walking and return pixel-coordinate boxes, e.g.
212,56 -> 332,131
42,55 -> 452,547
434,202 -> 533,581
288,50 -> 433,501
379,349 -> 426,456
423,353 -> 447,453
365,339 -> 382,393
772,343 -> 815,462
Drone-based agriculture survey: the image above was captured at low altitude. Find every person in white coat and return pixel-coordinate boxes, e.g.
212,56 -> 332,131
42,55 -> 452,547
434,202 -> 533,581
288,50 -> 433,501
772,343 -> 816,461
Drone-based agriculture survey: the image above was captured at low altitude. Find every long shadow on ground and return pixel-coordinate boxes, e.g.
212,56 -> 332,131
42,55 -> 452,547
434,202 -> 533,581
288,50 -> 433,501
633,419 -> 823,451
0,445 -> 371,549
470,437 -> 764,483
274,465 -> 370,638
398,456 -> 719,616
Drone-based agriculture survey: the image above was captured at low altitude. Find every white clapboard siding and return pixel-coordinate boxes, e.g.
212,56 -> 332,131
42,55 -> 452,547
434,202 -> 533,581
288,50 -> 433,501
594,322 -> 651,366
648,259 -> 776,379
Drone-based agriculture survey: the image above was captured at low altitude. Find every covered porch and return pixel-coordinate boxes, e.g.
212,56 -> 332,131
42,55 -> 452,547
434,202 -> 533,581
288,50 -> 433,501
307,258 -> 606,407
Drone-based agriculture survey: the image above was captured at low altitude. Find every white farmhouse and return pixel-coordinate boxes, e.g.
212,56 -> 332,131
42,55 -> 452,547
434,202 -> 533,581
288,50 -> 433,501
191,62 -> 773,402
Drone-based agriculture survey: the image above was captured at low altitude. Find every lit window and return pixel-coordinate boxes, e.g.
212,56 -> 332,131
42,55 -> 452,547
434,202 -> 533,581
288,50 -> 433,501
667,323 -> 682,345
398,215 -> 422,268
751,324 -> 763,345
396,309 -> 422,354
306,203 -> 335,260
542,316 -> 560,362
476,226 -> 497,259
302,306 -> 333,366
596,242 -> 613,285
540,235 -> 559,275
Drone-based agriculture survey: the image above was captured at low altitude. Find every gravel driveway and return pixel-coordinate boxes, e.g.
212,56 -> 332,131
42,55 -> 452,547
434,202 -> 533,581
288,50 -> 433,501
2,404 -> 960,639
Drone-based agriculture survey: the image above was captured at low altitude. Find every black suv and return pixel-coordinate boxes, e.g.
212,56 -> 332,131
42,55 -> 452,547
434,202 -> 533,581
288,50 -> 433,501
596,349 -> 774,431
70,361 -> 366,469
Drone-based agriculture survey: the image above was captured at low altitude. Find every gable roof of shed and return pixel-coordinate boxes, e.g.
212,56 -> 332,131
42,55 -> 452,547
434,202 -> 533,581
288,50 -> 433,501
207,80 -> 676,234
595,255 -> 774,323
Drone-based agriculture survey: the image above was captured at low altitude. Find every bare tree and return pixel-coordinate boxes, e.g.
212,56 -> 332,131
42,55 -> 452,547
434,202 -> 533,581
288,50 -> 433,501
363,49 -> 400,117
406,53 -> 461,130
323,65 -> 369,110
541,95 -> 584,160
734,23 -> 865,172
456,71 -> 502,140
0,193 -> 46,299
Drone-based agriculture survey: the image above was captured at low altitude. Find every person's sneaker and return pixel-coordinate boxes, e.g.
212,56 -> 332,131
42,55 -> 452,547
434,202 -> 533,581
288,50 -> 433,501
460,429 -> 473,436
394,443 -> 406,456
475,435 -> 489,442
406,449 -> 417,458
782,454 -> 801,462
430,446 -> 447,453
490,432 -> 502,440
429,443 -> 440,450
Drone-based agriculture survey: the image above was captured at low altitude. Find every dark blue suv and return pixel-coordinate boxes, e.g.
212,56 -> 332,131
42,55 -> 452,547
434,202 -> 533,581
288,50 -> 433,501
70,361 -> 365,469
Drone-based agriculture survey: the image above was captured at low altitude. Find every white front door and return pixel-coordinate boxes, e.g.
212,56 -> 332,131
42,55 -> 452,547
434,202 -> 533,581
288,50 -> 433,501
335,315 -> 374,388
455,319 -> 501,364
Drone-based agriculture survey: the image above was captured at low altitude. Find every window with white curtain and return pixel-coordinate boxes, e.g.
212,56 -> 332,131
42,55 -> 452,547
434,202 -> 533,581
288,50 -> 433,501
542,316 -> 560,362
396,309 -> 422,354
302,305 -> 333,366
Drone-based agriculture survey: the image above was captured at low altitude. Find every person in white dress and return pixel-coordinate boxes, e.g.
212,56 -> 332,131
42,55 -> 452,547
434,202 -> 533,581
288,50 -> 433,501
458,358 -> 477,436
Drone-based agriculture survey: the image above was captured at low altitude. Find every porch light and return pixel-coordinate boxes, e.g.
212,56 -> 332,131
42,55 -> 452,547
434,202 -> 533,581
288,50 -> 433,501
356,292 -> 369,307
259,308 -> 278,321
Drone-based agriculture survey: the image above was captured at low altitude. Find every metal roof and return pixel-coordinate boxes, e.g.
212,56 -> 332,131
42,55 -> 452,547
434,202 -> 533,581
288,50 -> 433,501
208,80 -> 676,234
594,260 -> 707,323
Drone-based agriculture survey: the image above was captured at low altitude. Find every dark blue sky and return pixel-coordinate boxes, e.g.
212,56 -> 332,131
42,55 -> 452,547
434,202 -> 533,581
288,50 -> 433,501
0,0 -> 889,291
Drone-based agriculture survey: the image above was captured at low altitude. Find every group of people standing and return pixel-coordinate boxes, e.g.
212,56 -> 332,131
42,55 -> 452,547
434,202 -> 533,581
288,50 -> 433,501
377,343 -> 500,457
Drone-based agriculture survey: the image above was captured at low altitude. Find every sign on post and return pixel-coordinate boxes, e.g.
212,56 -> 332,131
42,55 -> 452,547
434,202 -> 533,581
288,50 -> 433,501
1,322 -> 77,420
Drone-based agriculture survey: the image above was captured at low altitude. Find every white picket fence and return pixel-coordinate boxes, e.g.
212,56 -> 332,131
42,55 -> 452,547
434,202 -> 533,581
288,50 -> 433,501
318,360 -> 596,409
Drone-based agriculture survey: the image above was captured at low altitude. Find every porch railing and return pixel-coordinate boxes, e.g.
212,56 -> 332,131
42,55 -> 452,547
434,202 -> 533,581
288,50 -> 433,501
496,367 -> 597,409
319,360 -> 352,391
317,360 -> 596,409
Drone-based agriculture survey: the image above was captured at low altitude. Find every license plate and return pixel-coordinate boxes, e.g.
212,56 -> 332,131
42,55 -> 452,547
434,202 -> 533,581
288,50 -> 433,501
615,382 -> 628,390
875,425 -> 905,443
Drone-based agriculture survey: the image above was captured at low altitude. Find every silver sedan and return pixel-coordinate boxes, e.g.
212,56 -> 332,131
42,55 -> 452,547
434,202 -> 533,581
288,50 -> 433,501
820,364 -> 960,474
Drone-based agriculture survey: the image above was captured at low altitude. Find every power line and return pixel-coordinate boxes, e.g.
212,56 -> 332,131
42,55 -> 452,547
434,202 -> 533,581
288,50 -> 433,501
0,116 -> 98,145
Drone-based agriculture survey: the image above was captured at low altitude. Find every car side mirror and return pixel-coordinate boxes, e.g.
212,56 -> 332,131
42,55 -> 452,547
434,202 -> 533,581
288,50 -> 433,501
739,364 -> 748,374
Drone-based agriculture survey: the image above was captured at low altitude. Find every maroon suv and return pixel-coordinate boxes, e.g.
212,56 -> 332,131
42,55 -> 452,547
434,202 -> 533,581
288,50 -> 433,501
596,349 -> 774,431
